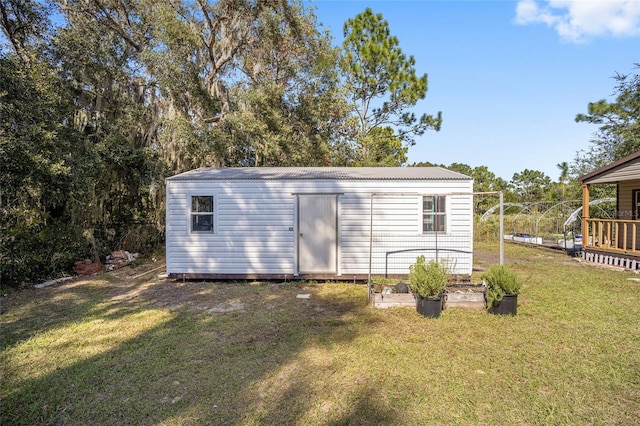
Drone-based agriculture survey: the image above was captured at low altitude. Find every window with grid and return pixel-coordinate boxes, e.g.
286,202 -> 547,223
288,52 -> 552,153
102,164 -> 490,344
191,196 -> 214,233
423,195 -> 446,233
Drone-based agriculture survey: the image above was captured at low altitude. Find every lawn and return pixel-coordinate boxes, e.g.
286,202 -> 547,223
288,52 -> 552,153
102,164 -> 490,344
1,243 -> 639,425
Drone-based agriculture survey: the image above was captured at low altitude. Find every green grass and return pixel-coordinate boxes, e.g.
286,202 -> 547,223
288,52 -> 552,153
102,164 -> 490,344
1,244 -> 639,425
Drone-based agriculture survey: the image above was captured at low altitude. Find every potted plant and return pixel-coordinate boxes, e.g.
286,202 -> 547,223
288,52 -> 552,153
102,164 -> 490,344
409,255 -> 448,318
482,265 -> 521,315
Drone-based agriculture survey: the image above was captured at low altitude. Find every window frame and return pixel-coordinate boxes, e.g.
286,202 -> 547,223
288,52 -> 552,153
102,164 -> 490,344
422,195 -> 447,234
633,189 -> 640,220
190,195 -> 215,234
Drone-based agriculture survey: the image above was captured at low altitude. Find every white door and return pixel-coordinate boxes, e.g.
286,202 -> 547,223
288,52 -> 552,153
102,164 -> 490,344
298,195 -> 337,273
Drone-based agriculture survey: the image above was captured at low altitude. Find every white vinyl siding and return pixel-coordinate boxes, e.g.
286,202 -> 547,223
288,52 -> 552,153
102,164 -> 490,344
344,191 -> 473,277
165,173 -> 474,277
167,182 -> 295,275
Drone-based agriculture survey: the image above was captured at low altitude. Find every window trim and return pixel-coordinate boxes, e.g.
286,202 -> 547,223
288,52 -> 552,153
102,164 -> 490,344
421,195 -> 447,234
189,195 -> 215,234
633,189 -> 640,220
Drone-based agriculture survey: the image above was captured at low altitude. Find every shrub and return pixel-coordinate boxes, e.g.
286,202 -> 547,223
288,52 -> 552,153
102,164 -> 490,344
482,264 -> 521,308
409,255 -> 448,298
0,221 -> 91,287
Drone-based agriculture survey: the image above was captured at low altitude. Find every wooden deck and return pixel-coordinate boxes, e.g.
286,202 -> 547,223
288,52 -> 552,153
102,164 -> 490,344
584,218 -> 640,256
581,218 -> 640,270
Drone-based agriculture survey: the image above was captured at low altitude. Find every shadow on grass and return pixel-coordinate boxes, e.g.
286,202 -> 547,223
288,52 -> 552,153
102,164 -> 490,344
0,275 -> 163,350
1,277 -> 398,425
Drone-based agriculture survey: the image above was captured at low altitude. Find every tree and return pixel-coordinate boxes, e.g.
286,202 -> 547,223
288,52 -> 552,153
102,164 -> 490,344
409,162 -> 511,212
409,161 -> 437,167
0,1 -> 97,284
510,169 -> 553,202
353,126 -> 407,166
54,0 -> 165,233
575,64 -> 640,168
556,161 -> 569,200
440,163 -> 510,212
443,162 -> 474,177
468,165 -> 511,211
569,144 -> 616,200
218,0 -> 350,167
341,8 -> 441,165
1,0 -> 376,285
0,0 -> 51,62
570,64 -> 639,201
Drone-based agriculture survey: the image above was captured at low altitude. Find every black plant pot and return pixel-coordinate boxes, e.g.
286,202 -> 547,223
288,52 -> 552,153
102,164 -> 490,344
415,294 -> 442,318
489,293 -> 518,316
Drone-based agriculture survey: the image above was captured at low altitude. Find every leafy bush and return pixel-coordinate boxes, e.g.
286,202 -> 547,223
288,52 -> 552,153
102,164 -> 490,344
474,215 -> 500,242
0,219 -> 166,288
409,255 -> 448,298
0,221 -> 91,287
482,264 -> 521,308
121,224 -> 165,254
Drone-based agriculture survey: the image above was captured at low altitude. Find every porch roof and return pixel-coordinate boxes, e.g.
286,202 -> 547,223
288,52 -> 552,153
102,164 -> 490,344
578,151 -> 640,184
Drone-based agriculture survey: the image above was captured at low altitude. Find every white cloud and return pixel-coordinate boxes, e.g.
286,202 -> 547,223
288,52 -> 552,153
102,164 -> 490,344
515,0 -> 640,42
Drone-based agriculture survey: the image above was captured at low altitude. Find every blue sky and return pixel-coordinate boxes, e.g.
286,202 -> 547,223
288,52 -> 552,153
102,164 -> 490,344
307,0 -> 640,181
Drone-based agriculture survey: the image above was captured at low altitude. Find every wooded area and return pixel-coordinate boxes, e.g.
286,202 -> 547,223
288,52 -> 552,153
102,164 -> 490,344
1,1 -> 637,286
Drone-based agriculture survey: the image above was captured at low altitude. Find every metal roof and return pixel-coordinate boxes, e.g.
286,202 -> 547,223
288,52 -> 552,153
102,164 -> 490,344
167,167 -> 471,181
578,151 -> 640,184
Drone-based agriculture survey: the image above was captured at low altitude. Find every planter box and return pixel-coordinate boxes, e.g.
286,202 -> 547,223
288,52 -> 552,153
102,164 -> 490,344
443,292 -> 485,310
371,284 -> 486,310
371,290 -> 415,308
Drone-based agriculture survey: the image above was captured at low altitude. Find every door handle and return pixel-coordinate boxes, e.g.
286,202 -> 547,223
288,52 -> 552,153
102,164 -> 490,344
299,233 -> 303,237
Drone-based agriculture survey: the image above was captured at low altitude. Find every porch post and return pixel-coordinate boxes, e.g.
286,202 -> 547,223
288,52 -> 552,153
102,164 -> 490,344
582,184 -> 590,245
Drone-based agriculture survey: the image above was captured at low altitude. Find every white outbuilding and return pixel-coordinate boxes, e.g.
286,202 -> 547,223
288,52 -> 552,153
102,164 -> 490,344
165,167 -> 474,280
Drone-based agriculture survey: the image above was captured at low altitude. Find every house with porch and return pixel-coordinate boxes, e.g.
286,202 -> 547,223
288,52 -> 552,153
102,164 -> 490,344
579,151 -> 640,269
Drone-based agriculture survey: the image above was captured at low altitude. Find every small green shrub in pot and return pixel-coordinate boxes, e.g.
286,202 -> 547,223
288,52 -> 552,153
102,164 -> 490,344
409,255 -> 448,299
482,265 -> 521,309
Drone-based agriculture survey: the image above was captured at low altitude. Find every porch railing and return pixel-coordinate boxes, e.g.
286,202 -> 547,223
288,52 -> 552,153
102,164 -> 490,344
584,218 -> 640,255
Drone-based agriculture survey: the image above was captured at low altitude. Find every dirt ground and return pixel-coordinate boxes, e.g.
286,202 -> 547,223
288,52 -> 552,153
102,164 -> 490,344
1,245 -> 587,316
471,248 -> 500,271
96,260 -> 298,313
1,257 -> 334,318
102,247 -> 504,311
